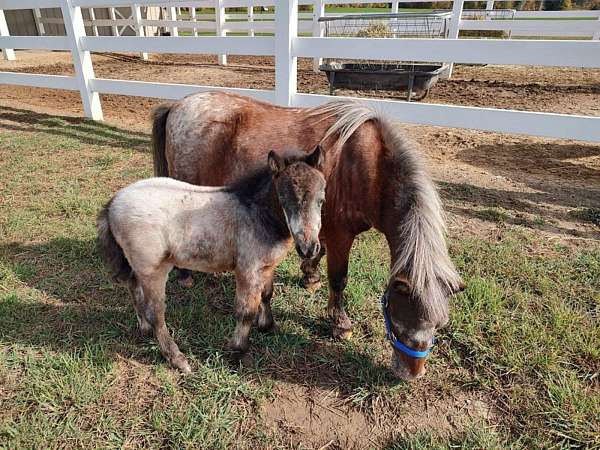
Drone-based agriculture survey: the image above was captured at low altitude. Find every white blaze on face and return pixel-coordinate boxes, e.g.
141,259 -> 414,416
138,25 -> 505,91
283,207 -> 304,241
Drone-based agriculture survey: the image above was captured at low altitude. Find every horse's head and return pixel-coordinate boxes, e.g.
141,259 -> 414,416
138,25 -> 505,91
382,274 -> 464,380
268,146 -> 326,259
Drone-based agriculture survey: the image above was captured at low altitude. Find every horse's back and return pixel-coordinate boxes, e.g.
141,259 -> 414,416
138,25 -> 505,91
108,178 -> 233,273
164,92 -> 329,186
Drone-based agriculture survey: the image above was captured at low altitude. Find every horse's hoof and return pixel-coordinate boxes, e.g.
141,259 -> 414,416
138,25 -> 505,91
229,350 -> 253,368
134,326 -> 153,340
258,322 -> 278,334
178,275 -> 194,289
171,355 -> 192,374
333,326 -> 353,340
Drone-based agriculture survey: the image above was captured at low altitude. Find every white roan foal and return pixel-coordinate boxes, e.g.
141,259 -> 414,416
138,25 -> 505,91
97,148 -> 326,372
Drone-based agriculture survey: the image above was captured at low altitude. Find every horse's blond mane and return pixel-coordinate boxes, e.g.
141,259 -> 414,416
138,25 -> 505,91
309,100 -> 462,323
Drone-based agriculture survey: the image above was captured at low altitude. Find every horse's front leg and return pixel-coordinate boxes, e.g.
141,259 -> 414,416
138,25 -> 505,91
229,269 -> 263,357
326,232 -> 355,340
255,267 -> 276,333
300,243 -> 326,291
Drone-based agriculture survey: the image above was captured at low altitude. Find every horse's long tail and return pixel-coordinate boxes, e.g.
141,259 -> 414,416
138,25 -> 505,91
96,201 -> 132,283
152,102 -> 173,177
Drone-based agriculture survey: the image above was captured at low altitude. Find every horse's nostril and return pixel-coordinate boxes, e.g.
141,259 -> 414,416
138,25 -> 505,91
313,242 -> 321,256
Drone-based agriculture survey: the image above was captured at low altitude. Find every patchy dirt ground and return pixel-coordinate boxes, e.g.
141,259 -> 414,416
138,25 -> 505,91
0,50 -> 599,448
262,382 -> 496,449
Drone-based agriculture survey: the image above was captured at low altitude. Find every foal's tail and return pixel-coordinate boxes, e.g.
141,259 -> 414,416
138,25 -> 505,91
151,102 -> 173,177
96,201 -> 132,283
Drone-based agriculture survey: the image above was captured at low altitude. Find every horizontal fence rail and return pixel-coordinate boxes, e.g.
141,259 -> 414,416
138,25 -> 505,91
0,0 -> 599,143
293,38 -> 600,68
294,93 -> 600,143
81,35 -> 275,55
0,72 -> 78,90
89,78 -> 275,101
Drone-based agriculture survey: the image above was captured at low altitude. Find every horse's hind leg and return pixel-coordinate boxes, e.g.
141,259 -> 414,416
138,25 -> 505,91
137,268 -> 192,373
300,243 -> 326,291
128,276 -> 152,338
256,269 -> 275,333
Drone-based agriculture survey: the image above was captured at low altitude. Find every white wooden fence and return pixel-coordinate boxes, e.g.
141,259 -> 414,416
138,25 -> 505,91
0,0 -> 599,143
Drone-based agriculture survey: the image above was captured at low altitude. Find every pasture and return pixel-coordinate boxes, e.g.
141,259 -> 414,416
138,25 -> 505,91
0,46 -> 599,448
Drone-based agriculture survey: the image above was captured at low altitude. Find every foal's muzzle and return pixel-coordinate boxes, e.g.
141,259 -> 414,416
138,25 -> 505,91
295,240 -> 320,260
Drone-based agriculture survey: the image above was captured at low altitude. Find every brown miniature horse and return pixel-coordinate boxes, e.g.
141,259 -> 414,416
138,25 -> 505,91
152,92 -> 464,380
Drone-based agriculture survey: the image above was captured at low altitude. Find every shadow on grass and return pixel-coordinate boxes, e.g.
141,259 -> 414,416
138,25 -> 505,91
0,105 -> 150,151
0,237 -> 397,392
440,181 -> 600,238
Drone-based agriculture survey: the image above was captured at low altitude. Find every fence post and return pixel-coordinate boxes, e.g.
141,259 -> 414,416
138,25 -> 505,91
485,0 -> 494,10
248,4 -> 254,37
191,6 -> 198,37
392,2 -> 399,13
0,9 -> 15,61
275,0 -> 298,106
88,8 -> 99,36
132,4 -> 148,60
312,0 -> 324,72
444,0 -> 464,79
33,8 -> 46,36
216,0 -> 226,65
61,0 -> 103,120
169,6 -> 178,36
109,7 -> 118,36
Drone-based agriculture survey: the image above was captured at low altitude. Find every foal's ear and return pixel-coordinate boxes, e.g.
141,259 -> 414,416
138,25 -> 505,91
305,145 -> 324,170
268,151 -> 285,175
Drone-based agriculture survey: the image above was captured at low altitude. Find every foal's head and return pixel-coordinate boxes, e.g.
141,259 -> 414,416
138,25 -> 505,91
268,146 -> 326,259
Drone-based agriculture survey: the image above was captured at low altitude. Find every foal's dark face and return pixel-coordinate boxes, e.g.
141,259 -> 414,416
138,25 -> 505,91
268,147 -> 326,259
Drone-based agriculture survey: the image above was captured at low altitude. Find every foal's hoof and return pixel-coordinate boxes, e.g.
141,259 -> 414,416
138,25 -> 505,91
171,355 -> 192,374
301,276 -> 322,292
258,322 -> 278,334
178,275 -> 194,289
229,350 -> 253,368
332,326 -> 353,340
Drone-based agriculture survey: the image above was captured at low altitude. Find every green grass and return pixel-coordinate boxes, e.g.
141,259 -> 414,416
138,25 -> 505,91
0,106 -> 599,448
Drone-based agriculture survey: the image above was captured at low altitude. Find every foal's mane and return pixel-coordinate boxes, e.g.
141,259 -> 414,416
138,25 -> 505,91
226,150 -> 310,205
225,167 -> 273,204
309,100 -> 462,323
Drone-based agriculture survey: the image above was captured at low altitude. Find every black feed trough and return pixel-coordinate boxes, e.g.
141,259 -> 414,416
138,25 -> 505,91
319,62 -> 447,101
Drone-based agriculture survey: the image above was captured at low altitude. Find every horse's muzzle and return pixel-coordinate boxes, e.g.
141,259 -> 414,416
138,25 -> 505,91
295,241 -> 320,260
391,349 -> 427,380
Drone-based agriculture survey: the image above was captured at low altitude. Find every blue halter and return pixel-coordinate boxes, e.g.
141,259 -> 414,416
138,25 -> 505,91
381,294 -> 433,359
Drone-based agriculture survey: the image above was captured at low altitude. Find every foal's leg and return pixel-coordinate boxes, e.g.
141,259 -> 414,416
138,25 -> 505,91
300,244 -> 326,291
137,268 -> 192,373
229,269 -> 263,355
256,268 -> 275,333
128,276 -> 152,338
176,268 -> 194,288
326,232 -> 355,340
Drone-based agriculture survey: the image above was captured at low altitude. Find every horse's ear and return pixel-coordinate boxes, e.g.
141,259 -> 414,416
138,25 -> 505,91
268,151 -> 285,174
305,145 -> 324,170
